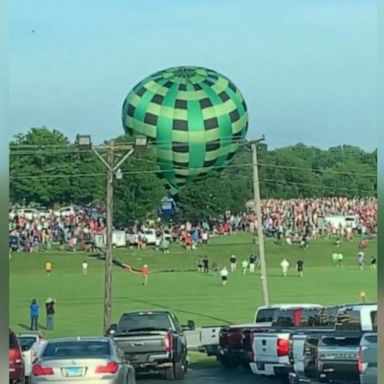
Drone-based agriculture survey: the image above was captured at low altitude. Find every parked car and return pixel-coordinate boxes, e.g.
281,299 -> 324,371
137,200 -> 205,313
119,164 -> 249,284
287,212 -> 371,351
9,329 -> 25,384
30,336 -> 135,384
18,334 -> 39,380
358,332 -> 377,384
16,208 -> 39,221
316,304 -> 377,384
200,303 -> 291,358
107,310 -> 194,380
288,305 -> 347,384
250,304 -> 323,381
58,206 -> 76,217
216,304 -> 305,370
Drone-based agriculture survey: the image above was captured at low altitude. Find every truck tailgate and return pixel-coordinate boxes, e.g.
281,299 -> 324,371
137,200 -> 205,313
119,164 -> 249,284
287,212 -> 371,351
113,331 -> 170,364
254,333 -> 289,363
318,334 -> 361,383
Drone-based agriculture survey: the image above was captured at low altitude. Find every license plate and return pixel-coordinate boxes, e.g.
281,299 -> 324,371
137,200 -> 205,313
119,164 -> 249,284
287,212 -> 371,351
256,362 -> 265,370
64,367 -> 83,377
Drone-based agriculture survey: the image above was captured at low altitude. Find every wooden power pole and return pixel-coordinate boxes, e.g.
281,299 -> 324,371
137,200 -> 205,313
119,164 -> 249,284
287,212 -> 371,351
251,141 -> 270,306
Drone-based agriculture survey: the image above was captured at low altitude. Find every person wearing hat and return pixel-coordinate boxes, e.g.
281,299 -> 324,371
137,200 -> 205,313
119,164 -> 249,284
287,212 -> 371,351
45,298 -> 56,330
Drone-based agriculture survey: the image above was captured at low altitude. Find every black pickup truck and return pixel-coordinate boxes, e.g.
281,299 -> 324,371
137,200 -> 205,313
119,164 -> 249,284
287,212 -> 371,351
107,310 -> 195,380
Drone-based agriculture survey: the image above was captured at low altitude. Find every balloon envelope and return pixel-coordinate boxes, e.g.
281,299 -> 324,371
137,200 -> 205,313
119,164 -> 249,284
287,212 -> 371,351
122,66 -> 248,192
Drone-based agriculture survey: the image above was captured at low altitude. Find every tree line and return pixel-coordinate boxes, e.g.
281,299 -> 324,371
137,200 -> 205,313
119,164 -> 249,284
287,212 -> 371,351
9,127 -> 377,224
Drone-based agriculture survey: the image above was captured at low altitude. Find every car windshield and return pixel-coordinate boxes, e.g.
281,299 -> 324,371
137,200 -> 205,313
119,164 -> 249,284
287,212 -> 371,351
118,313 -> 172,332
42,340 -> 111,358
18,336 -> 37,350
9,331 -> 18,348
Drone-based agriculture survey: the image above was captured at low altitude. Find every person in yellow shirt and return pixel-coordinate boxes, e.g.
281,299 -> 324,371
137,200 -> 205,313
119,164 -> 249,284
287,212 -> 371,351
45,260 -> 52,276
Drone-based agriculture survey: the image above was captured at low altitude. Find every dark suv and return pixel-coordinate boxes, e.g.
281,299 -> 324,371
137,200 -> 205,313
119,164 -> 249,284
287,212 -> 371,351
9,329 -> 24,384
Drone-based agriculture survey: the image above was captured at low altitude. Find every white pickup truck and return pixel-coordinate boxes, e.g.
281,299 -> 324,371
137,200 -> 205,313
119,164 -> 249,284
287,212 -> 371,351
199,304 -> 314,357
250,304 -> 322,380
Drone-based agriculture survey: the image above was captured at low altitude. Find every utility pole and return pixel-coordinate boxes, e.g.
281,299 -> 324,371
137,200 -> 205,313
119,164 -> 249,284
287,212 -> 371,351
104,143 -> 114,334
76,135 -> 147,334
251,139 -> 270,306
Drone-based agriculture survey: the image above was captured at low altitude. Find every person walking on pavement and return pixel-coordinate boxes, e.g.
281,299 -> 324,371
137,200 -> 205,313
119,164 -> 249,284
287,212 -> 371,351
30,299 -> 39,331
229,254 -> 237,272
45,298 -> 56,330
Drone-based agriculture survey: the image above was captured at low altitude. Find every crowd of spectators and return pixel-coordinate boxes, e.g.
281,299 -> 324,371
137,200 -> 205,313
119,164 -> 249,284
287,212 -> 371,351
8,196 -> 377,253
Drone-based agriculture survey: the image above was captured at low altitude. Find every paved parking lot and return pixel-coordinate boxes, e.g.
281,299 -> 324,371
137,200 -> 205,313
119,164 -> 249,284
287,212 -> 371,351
137,365 -> 273,383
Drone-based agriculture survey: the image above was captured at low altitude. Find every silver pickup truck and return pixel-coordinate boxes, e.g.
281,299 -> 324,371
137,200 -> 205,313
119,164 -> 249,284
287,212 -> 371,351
358,333 -> 377,384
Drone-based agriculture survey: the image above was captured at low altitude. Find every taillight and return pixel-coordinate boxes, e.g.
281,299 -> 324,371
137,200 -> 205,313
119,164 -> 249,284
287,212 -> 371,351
14,349 -> 23,365
164,333 -> 173,353
32,364 -> 54,376
357,349 -> 363,373
95,361 -> 119,374
277,338 -> 290,357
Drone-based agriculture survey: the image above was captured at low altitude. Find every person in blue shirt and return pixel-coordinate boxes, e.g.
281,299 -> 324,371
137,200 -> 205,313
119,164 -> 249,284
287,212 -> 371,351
30,298 -> 39,330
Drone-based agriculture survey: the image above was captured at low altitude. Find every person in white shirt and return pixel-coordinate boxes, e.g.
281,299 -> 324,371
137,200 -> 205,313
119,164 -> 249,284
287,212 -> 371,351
82,260 -> 88,275
30,332 -> 48,361
280,258 -> 290,277
220,266 -> 229,286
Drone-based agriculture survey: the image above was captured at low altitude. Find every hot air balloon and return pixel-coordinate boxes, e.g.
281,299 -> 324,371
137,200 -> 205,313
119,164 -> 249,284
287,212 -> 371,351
122,66 -> 248,193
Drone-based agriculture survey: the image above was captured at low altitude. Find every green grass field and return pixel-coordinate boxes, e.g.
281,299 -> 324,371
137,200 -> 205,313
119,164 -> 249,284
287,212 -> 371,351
9,233 -> 377,339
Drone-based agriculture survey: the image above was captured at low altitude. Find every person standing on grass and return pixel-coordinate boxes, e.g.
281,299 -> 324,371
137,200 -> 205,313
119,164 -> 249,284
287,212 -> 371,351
332,252 -> 338,265
280,258 -> 290,277
82,259 -> 88,275
296,259 -> 304,277
220,266 -> 229,286
337,252 -> 344,267
229,254 -> 237,272
242,259 -> 249,274
358,250 -> 365,270
249,254 -> 256,273
44,260 -> 52,276
45,298 -> 56,330
141,264 -> 150,286
30,299 -> 39,331
197,256 -> 203,273
202,255 -> 209,274
370,256 -> 376,270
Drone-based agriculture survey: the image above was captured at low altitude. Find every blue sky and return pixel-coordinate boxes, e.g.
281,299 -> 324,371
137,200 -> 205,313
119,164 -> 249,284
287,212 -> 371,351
10,0 -> 377,149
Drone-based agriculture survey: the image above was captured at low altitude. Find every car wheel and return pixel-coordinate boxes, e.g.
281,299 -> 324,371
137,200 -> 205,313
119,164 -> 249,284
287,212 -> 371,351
173,358 -> 186,380
164,365 -> 175,380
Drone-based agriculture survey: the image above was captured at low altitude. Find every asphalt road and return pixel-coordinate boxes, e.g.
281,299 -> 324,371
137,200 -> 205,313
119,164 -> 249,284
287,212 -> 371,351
137,365 -> 275,384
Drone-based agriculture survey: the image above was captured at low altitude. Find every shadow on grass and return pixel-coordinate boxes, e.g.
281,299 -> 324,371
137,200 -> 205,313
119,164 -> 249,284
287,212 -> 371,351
17,323 -> 47,331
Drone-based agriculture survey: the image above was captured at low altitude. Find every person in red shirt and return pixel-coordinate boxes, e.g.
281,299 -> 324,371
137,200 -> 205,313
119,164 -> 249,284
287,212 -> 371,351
141,264 -> 150,286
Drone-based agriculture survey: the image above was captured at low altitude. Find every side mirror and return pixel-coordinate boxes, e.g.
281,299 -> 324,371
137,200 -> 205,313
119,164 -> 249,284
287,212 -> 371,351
182,320 -> 195,330
107,323 -> 118,336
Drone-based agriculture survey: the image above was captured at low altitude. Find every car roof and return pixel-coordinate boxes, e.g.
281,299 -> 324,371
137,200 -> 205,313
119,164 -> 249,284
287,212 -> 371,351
46,337 -> 111,343
257,303 -> 322,310
18,334 -> 39,338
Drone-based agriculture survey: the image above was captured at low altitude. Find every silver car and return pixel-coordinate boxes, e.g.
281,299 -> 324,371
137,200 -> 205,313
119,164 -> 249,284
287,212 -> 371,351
30,336 -> 135,384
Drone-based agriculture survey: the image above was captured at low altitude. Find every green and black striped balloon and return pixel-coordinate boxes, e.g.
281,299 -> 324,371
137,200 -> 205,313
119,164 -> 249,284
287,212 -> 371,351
122,66 -> 248,193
